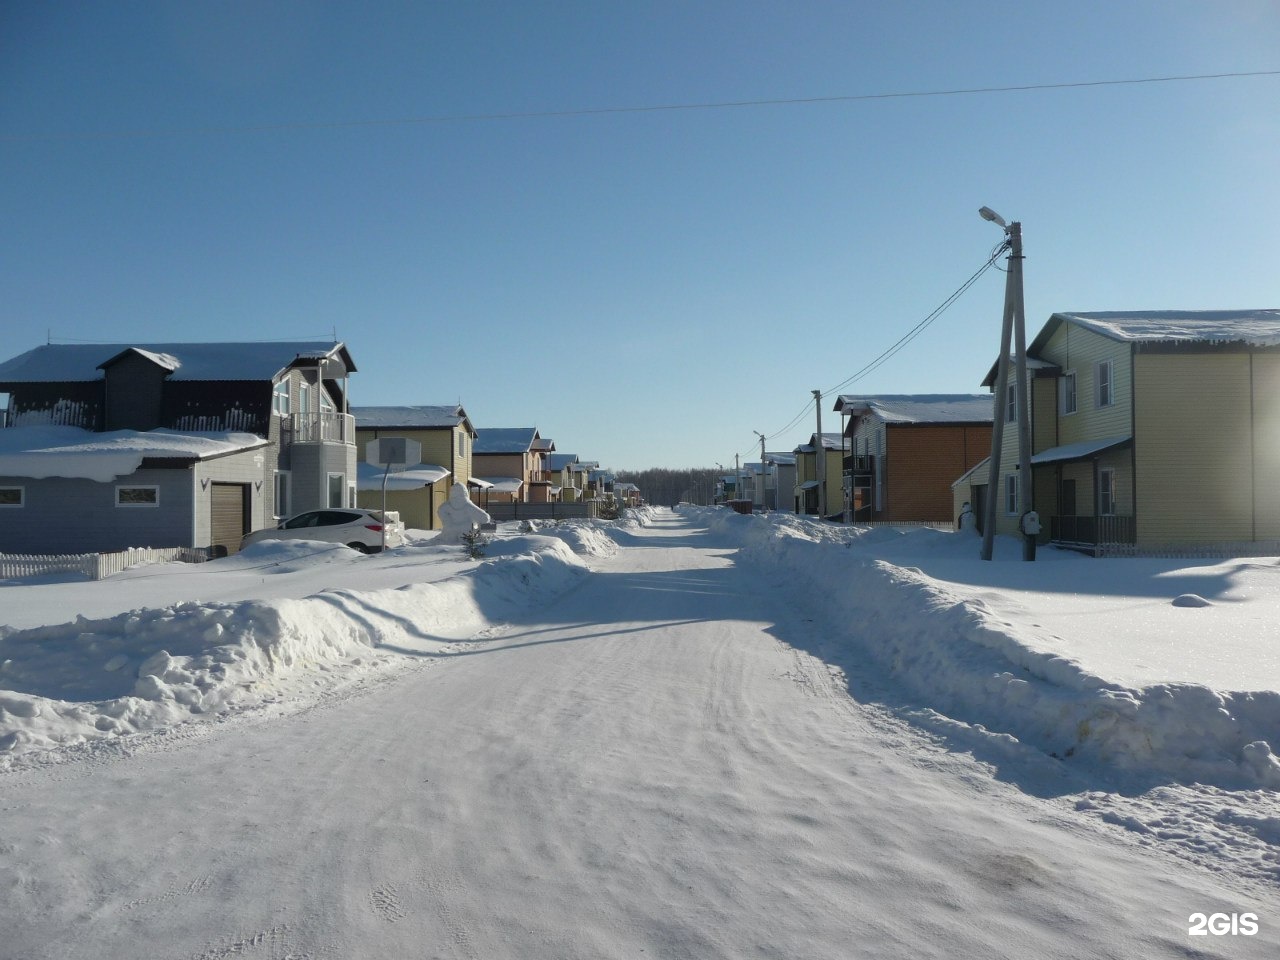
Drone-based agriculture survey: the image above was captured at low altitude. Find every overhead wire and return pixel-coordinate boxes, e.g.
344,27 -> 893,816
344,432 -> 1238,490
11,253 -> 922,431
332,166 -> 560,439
5,69 -> 1278,142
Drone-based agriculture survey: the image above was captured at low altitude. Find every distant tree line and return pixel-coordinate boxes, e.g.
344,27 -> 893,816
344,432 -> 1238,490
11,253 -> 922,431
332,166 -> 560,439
615,467 -> 724,507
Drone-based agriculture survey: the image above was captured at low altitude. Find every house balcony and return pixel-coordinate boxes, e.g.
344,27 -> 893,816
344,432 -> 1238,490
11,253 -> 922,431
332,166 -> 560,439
843,454 -> 874,476
283,411 -> 355,445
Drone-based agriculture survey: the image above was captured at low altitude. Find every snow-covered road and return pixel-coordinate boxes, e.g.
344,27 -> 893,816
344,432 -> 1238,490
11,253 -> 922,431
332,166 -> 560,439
2,512 -> 1273,958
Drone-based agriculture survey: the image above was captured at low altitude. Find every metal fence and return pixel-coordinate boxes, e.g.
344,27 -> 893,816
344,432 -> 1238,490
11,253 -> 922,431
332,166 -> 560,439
0,546 -> 212,581
481,501 -> 599,522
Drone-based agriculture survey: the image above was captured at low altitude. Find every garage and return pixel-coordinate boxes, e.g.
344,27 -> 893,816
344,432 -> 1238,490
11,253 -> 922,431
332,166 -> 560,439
211,482 -> 250,556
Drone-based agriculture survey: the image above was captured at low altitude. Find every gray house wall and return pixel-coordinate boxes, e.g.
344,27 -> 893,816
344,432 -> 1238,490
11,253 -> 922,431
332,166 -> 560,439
192,447 -> 271,548
0,467 -> 194,555
288,443 -> 356,513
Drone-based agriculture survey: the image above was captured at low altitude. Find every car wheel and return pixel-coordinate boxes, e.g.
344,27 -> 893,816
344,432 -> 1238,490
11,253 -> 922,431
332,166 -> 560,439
346,542 -> 371,554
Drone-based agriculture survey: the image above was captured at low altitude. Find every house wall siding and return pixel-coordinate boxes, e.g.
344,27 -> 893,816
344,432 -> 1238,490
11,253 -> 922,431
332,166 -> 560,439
1040,323 -> 1132,444
1254,353 -> 1280,539
0,468 -> 194,554
192,448 -> 270,547
1134,352 -> 1254,543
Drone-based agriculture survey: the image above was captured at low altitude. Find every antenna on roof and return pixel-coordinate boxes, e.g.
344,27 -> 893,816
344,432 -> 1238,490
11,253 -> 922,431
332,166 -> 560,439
332,326 -> 337,341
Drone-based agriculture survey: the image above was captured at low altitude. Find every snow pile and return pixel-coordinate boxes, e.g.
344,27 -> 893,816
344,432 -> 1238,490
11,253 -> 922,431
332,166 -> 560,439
0,425 -> 265,481
703,508 -> 1280,790
0,535 -> 587,765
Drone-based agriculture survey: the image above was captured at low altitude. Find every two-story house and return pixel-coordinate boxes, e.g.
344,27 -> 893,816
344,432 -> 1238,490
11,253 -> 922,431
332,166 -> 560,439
958,310 -> 1280,550
834,394 -> 992,523
792,432 -> 844,517
351,405 -> 477,530
0,341 -> 356,555
545,452 -> 582,502
470,427 -> 551,504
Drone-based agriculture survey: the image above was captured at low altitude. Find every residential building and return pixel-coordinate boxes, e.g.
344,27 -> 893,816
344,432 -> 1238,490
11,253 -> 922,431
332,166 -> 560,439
0,341 -> 356,555
792,432 -> 844,517
764,451 -> 796,512
351,405 -> 476,530
471,427 -> 551,504
957,310 -> 1280,549
834,394 -> 992,523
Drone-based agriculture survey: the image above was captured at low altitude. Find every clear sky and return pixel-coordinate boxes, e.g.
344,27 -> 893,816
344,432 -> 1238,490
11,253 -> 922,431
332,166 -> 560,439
3,2 -> 1278,470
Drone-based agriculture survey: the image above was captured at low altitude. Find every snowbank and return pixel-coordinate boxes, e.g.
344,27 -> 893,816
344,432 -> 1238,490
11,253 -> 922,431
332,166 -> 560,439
0,535 -> 589,766
703,508 -> 1280,790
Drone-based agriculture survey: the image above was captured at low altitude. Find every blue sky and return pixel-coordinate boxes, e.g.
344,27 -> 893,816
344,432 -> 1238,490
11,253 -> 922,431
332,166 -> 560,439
3,2 -> 1278,469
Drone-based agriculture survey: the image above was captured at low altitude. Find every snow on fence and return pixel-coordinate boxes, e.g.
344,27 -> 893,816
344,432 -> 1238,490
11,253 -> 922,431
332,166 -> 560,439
0,546 -> 212,581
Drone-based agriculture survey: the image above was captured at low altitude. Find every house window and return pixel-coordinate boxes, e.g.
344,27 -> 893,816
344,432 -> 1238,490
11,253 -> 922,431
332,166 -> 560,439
1097,360 -> 1114,408
273,470 -> 291,519
1005,473 -> 1018,515
299,381 -> 311,414
272,380 -> 291,416
116,486 -> 159,507
1006,379 -> 1018,423
1060,371 -> 1077,415
457,432 -> 464,457
1099,468 -> 1116,516
327,473 -> 345,508
0,486 -> 24,507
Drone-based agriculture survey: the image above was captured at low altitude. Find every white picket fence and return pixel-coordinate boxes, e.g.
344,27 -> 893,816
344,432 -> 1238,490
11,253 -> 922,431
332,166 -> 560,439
0,546 -> 211,581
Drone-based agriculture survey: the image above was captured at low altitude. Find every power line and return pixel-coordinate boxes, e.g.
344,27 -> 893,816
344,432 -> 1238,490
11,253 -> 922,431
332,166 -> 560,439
6,69 -> 1278,142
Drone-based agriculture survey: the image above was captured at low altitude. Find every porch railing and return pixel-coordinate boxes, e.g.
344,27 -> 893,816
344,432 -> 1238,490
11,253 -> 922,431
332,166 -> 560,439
1050,514 -> 1136,545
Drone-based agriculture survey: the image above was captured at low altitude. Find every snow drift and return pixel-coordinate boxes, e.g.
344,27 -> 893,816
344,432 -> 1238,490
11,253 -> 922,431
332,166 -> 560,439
703,507 -> 1280,790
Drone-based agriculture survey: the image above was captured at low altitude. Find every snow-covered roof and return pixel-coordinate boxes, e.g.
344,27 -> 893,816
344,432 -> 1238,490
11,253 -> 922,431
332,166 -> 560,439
0,341 -> 353,384
834,394 -> 994,425
764,451 -> 795,465
546,453 -> 579,470
1031,436 -> 1131,466
473,428 -> 538,454
1054,310 -> 1280,346
477,477 -> 524,494
354,461 -> 450,491
0,426 -> 267,482
352,405 -> 472,431
100,347 -> 181,372
795,433 -> 843,453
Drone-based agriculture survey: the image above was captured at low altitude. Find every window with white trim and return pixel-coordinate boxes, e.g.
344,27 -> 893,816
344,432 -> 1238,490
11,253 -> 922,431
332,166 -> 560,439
1006,379 -> 1018,423
457,431 -> 464,457
0,486 -> 24,507
273,470 -> 291,519
1099,468 -> 1116,516
1060,370 -> 1077,415
116,486 -> 159,507
1096,360 -> 1114,408
327,473 -> 345,508
272,380 -> 291,416
347,482 -> 357,508
1005,473 -> 1018,515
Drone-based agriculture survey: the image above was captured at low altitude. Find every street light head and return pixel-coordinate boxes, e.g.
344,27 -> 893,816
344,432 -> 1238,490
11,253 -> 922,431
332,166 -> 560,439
979,206 -> 1008,230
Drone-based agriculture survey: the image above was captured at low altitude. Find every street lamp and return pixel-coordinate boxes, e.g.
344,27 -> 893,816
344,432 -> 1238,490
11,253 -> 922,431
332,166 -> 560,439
753,430 -> 767,510
978,206 -> 1035,562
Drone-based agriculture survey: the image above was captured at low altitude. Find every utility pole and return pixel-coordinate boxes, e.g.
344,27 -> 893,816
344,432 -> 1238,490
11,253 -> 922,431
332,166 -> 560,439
735,453 -> 742,507
753,430 -> 767,510
813,390 -> 827,520
979,209 -> 1035,561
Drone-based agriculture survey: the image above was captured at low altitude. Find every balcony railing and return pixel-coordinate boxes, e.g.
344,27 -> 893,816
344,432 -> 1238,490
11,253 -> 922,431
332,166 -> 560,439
285,411 -> 354,444
843,454 -> 874,474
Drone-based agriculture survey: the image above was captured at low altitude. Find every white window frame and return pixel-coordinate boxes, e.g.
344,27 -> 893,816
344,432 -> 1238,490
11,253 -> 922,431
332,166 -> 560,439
457,431 -> 464,457
347,482 -> 357,508
116,485 -> 160,508
1060,370 -> 1077,415
1006,379 -> 1018,423
1096,360 -> 1114,408
0,485 -> 24,508
327,472 -> 345,509
272,380 -> 291,417
1005,473 -> 1019,516
1099,468 -> 1116,516
273,470 -> 291,520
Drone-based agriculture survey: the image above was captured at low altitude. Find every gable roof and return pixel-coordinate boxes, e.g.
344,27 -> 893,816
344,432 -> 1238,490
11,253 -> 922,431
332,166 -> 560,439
546,452 -> 580,470
834,394 -> 993,425
0,341 -> 354,384
473,427 -> 540,454
1048,310 -> 1280,347
352,405 -> 474,433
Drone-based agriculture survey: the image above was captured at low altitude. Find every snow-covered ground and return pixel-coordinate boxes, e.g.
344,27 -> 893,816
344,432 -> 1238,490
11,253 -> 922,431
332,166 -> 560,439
1,507 -> 1277,957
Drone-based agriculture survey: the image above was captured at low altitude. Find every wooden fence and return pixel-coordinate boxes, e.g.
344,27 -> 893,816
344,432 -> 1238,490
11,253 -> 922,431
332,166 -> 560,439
0,546 -> 212,581
481,501 -> 600,522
